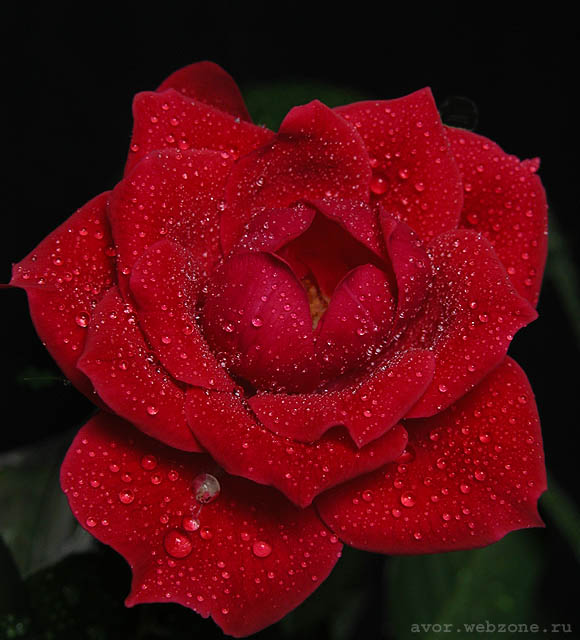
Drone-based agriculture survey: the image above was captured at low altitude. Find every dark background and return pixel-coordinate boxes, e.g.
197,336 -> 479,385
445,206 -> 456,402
1,9 -> 578,640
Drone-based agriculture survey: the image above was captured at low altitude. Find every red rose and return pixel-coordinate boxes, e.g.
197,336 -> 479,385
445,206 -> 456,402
10,62 -> 547,637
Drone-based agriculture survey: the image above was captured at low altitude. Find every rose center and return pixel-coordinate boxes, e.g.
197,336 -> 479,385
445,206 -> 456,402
302,273 -> 330,329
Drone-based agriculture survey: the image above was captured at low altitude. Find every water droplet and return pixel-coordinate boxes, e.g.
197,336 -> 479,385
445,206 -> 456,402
200,527 -> 213,540
193,473 -> 221,504
400,492 -> 416,508
370,173 -> 388,195
141,454 -> 158,470
362,490 -> 373,502
252,540 -> 272,558
459,483 -> 471,494
146,405 -> 159,416
85,516 -> 97,528
182,515 -> 200,532
474,469 -> 487,482
251,316 -> 263,328
75,312 -> 90,328
118,488 -> 134,504
164,529 -> 192,558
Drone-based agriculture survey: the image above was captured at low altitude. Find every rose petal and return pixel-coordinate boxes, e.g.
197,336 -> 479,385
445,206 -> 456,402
130,240 -> 234,391
126,89 -> 272,174
397,230 -> 537,418
231,204 -> 316,255
186,388 -> 409,508
315,264 -> 396,381
61,412 -> 342,637
157,61 -> 252,121
446,126 -> 548,307
222,100 -> 371,253
110,149 -> 232,291
249,350 -> 435,448
316,357 -> 546,553
310,199 -> 385,260
10,192 -> 116,399
200,252 -> 318,393
77,287 -> 201,452
336,89 -> 463,241
380,209 -> 432,332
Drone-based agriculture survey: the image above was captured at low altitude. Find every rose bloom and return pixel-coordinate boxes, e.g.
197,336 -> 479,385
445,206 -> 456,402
11,62 -> 547,637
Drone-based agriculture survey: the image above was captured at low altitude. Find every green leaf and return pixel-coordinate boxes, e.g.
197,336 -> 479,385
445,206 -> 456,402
0,535 -> 26,614
384,531 -> 545,640
0,430 -> 95,577
545,210 -> 580,351
541,474 -> 580,565
242,81 -> 369,131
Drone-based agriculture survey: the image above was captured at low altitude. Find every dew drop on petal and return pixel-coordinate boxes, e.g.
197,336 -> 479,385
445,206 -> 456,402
182,516 -> 200,532
252,540 -> 272,558
118,488 -> 134,504
140,454 -> 158,470
75,312 -> 90,328
193,473 -> 221,504
400,492 -> 416,508
164,529 -> 192,558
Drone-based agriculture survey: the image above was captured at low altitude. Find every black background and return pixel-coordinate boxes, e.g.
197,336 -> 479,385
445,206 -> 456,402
1,8 -> 578,639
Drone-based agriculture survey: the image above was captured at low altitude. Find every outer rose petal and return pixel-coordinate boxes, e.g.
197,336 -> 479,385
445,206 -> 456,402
130,240 -> 235,391
157,61 -> 252,121
77,287 -> 201,452
61,413 -> 343,637
446,126 -> 548,307
399,230 -> 537,418
186,388 -> 409,508
316,358 -> 546,553
336,89 -> 463,241
249,350 -> 435,448
110,149 -> 232,288
222,100 -> 371,253
10,192 -> 116,399
126,89 -> 272,174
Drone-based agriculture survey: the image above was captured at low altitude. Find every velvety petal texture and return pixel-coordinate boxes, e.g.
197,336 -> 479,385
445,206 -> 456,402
446,126 -> 548,306
316,358 -> 546,553
61,413 -> 343,637
250,350 -> 435,447
111,149 -> 233,286
129,240 -> 234,391
126,89 -> 272,174
399,230 -> 537,418
77,287 -> 201,452
156,61 -> 252,121
186,388 -> 409,508
10,192 -> 116,398
222,100 -> 371,253
336,89 -> 463,241
200,252 -> 317,393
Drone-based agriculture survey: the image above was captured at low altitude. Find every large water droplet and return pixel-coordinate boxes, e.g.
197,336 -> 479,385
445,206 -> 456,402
193,473 -> 221,504
400,492 -> 416,508
252,540 -> 272,558
141,454 -> 158,470
75,312 -> 90,328
118,488 -> 134,504
164,529 -> 192,558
